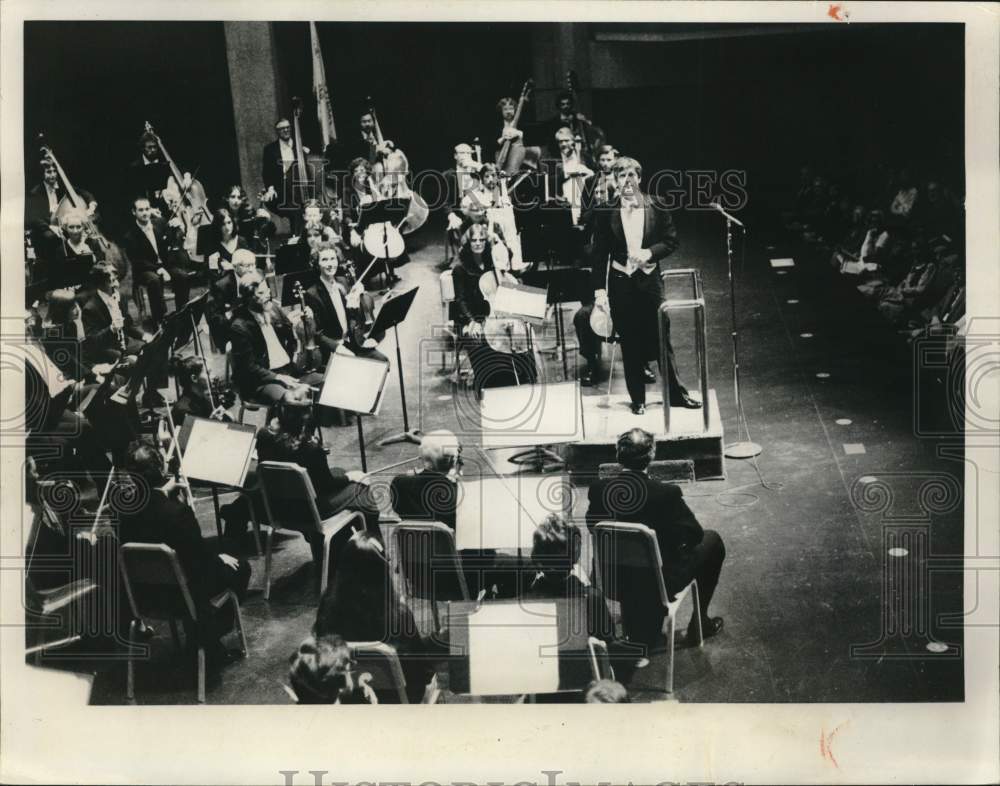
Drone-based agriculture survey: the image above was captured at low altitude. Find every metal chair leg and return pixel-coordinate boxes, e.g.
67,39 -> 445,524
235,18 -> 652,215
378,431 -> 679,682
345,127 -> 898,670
665,614 -> 676,695
231,595 -> 248,657
248,500 -> 263,557
126,619 -> 137,702
690,581 -> 704,646
264,526 -> 274,601
197,646 -> 206,704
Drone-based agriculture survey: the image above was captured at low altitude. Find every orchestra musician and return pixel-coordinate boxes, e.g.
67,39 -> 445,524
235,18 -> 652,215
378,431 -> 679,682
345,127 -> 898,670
592,145 -> 620,209
204,248 -> 259,350
223,185 -> 277,254
327,110 -> 382,175
25,157 -> 97,270
452,223 -> 537,392
545,126 -> 595,268
168,355 -> 231,427
81,262 -> 145,362
303,241 -> 385,363
495,96 -> 525,162
126,131 -> 171,211
205,208 -> 253,275
345,157 -> 405,286
41,289 -> 118,382
227,270 -> 324,406
589,156 -> 701,414
120,195 -> 196,326
532,90 -> 598,165
444,143 -> 481,237
261,118 -> 305,225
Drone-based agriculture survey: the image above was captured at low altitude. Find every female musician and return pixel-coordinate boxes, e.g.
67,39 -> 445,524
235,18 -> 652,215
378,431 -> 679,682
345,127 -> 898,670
41,289 -> 117,381
302,198 -> 343,242
303,241 -> 385,363
227,270 -> 325,406
53,208 -> 104,291
452,224 -> 537,393
206,208 -> 252,275
224,185 -> 277,252
168,355 -> 233,427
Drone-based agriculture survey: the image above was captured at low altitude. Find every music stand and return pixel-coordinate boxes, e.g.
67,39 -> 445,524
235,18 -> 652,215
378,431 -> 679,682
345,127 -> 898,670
479,380 -> 585,473
523,266 -> 590,378
317,348 -> 391,471
369,286 -> 422,447
178,416 -> 258,488
274,241 -> 312,276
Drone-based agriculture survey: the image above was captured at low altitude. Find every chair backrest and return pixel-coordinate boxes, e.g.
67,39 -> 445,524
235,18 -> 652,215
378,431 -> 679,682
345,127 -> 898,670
118,542 -> 198,621
597,460 -> 696,484
348,640 -> 409,704
258,461 -> 323,536
591,521 -> 670,609
391,520 -> 470,605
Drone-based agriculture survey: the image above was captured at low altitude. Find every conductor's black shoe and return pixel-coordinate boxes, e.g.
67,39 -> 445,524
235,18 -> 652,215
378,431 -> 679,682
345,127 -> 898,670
643,366 -> 656,384
630,403 -> 646,415
670,391 -> 703,409
687,616 -> 724,643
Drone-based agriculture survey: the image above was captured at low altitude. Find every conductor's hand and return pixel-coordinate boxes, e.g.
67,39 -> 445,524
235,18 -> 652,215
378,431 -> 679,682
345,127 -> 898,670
218,553 -> 240,571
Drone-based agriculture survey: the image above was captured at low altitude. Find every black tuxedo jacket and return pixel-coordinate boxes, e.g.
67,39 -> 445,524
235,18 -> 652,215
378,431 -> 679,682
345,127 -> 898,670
303,278 -> 368,357
121,218 -> 171,276
228,304 -> 297,395
586,469 -> 703,564
126,157 -> 170,204
81,291 -> 141,358
261,138 -> 301,195
588,192 -> 679,293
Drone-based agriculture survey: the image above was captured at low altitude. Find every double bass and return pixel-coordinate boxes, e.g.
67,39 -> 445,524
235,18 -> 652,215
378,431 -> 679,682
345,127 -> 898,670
565,70 -> 606,164
143,121 -> 212,259
291,96 -> 338,209
366,96 -> 429,235
495,78 -> 534,175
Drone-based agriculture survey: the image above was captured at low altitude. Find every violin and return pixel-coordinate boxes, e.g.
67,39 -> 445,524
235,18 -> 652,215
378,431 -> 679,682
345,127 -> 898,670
565,70 -> 606,164
143,121 -> 212,258
495,79 -> 534,175
292,279 -> 324,372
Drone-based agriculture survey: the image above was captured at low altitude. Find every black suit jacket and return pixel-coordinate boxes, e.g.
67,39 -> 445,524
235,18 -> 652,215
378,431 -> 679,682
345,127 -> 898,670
588,192 -> 679,293
81,291 -> 141,358
119,489 -> 222,606
228,304 -> 297,396
126,157 -> 171,205
261,138 -> 304,195
390,470 -> 457,529
303,278 -> 369,357
586,470 -> 703,564
121,218 -> 171,277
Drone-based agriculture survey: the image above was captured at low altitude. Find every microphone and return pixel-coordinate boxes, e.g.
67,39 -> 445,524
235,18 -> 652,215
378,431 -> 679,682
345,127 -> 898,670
710,200 -> 746,228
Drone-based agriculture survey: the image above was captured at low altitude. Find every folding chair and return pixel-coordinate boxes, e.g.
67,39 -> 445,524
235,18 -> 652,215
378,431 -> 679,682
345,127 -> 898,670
591,521 -> 702,696
257,461 -> 364,600
346,640 -> 410,703
597,459 -> 697,485
438,269 -> 457,371
389,520 -> 469,636
118,542 -> 248,704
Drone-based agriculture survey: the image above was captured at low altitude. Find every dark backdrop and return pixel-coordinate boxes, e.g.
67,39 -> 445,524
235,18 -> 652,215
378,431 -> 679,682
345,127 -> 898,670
24,21 -> 963,232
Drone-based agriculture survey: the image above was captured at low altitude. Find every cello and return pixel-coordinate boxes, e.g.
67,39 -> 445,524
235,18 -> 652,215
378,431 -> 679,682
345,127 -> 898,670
143,121 -> 212,258
495,78 -> 534,175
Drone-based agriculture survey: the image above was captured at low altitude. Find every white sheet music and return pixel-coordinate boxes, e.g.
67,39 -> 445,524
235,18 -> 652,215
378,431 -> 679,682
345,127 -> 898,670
480,381 -> 584,449
468,602 -> 560,696
455,475 -> 572,551
181,419 -> 256,487
317,347 -> 390,415
492,283 -> 547,321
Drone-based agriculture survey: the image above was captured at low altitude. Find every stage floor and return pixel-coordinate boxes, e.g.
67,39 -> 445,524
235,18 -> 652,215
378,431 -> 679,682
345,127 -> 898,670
85,215 -> 965,705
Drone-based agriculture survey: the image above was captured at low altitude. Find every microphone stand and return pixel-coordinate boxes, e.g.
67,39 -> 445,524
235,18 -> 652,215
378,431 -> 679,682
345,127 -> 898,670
714,203 -> 761,459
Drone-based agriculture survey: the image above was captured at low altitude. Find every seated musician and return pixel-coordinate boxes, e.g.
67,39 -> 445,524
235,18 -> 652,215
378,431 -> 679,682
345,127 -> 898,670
25,157 -> 97,269
118,437 -> 251,664
531,90 -> 598,165
168,355 -> 231,428
303,198 -> 343,240
586,427 -> 726,652
21,307 -> 111,479
42,289 -> 118,380
81,262 -> 145,363
205,248 -> 259,350
120,195 -> 193,326
52,207 -> 103,291
219,400 -> 381,546
227,270 -> 323,406
287,634 -> 377,705
313,531 -> 435,703
345,157 -> 405,286
224,185 -> 277,252
206,208 -> 252,275
445,143 -> 481,235
390,429 -> 461,528
303,241 -> 385,363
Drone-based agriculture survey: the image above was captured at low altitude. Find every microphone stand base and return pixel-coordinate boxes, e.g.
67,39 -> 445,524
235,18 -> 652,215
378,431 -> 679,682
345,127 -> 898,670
724,441 -> 762,459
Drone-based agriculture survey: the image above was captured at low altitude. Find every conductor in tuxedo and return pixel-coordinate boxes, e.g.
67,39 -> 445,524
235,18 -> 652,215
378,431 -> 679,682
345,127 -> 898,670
120,196 -> 195,326
589,156 -> 701,414
586,428 -> 725,651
